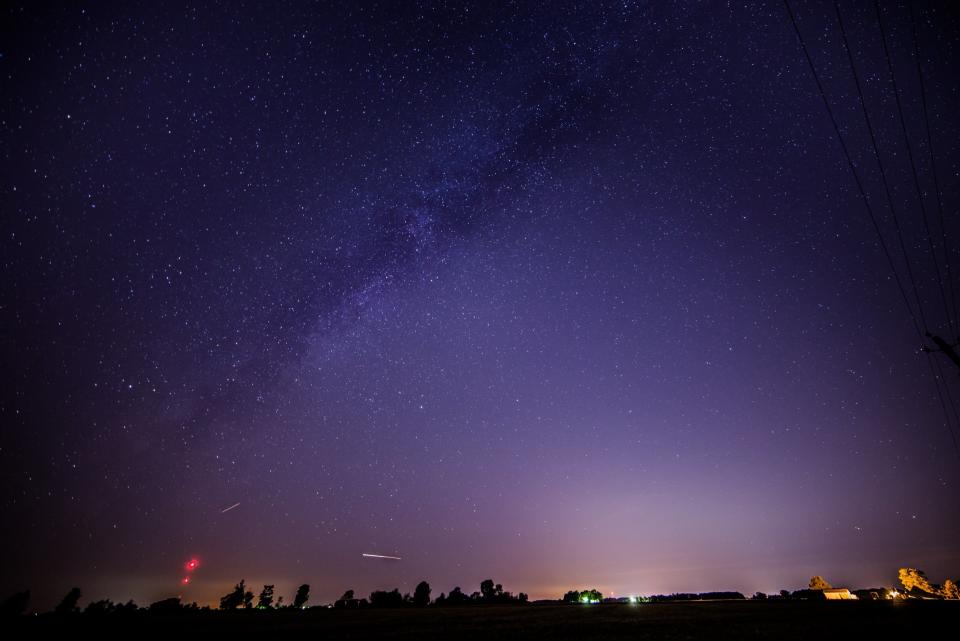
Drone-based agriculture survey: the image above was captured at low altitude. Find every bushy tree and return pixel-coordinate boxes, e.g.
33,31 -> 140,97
478,579 -> 520,603
55,587 -> 82,614
446,586 -> 469,605
580,589 -> 602,603
809,576 -> 832,590
256,585 -> 274,609
220,580 -> 251,610
84,599 -> 115,614
413,581 -> 431,606
941,579 -> 960,600
293,584 -> 310,609
115,600 -> 138,613
898,568 -> 935,594
480,579 -> 497,600
148,598 -> 182,613
369,588 -> 404,608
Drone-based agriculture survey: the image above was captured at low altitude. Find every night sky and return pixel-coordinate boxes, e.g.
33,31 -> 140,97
3,1 -> 959,611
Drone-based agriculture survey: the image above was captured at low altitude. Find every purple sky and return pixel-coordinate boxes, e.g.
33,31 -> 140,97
2,1 -> 959,610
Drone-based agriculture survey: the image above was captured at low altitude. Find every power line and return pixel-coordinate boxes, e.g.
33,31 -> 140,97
783,0 -> 960,463
782,0 -> 922,339
864,1 -> 960,462
834,1 -> 932,335
909,0 -> 959,340
874,0 -> 955,340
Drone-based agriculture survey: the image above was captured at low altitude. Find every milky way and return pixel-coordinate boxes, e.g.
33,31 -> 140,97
2,1 -> 959,609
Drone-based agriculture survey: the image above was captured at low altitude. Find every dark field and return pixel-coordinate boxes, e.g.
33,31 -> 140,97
8,601 -> 959,640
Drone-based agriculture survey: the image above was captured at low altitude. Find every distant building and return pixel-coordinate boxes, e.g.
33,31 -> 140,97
822,589 -> 857,600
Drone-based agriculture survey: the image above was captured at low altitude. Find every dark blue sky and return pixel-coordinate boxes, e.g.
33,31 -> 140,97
2,1 -> 959,609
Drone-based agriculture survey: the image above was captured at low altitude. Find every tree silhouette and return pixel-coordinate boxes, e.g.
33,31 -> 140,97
580,589 -> 602,603
293,584 -> 310,609
55,587 -> 82,614
480,579 -> 496,600
0,590 -> 30,617
148,598 -> 182,613
369,588 -> 404,608
413,581 -> 431,606
114,600 -> 138,614
446,586 -> 469,605
256,585 -> 275,609
220,580 -> 251,610
808,576 -> 832,590
85,599 -> 116,614
564,588 -> 602,603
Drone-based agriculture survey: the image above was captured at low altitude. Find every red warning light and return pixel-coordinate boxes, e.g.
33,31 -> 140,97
185,558 -> 199,572
181,576 -> 191,585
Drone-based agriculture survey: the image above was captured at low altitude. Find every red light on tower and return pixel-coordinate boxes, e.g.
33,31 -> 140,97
181,576 -> 191,585
185,558 -> 199,572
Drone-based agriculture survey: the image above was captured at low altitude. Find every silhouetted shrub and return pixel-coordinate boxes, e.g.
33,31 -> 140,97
220,580 -> 254,610
369,588 -> 404,608
444,587 -> 470,605
85,599 -> 116,614
55,587 -> 82,614
149,598 -> 183,613
0,590 -> 30,617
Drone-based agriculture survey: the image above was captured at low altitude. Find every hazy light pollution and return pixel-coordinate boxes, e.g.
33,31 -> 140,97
2,1 -> 959,610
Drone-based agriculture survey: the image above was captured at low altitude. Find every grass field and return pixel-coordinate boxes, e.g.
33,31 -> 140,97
8,601 -> 958,640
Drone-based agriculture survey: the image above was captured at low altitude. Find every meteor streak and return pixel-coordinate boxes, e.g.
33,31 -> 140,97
362,553 -> 402,560
220,502 -> 241,514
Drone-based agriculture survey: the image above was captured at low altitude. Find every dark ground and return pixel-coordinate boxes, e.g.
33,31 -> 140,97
7,601 -> 959,640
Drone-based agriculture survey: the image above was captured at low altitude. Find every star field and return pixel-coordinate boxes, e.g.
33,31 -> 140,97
2,1 -> 959,609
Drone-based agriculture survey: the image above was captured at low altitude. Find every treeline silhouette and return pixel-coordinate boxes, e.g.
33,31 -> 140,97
0,584 -> 864,617
326,579 -> 529,609
4,565 -> 958,616
562,589 -> 603,603
0,578 -> 529,617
